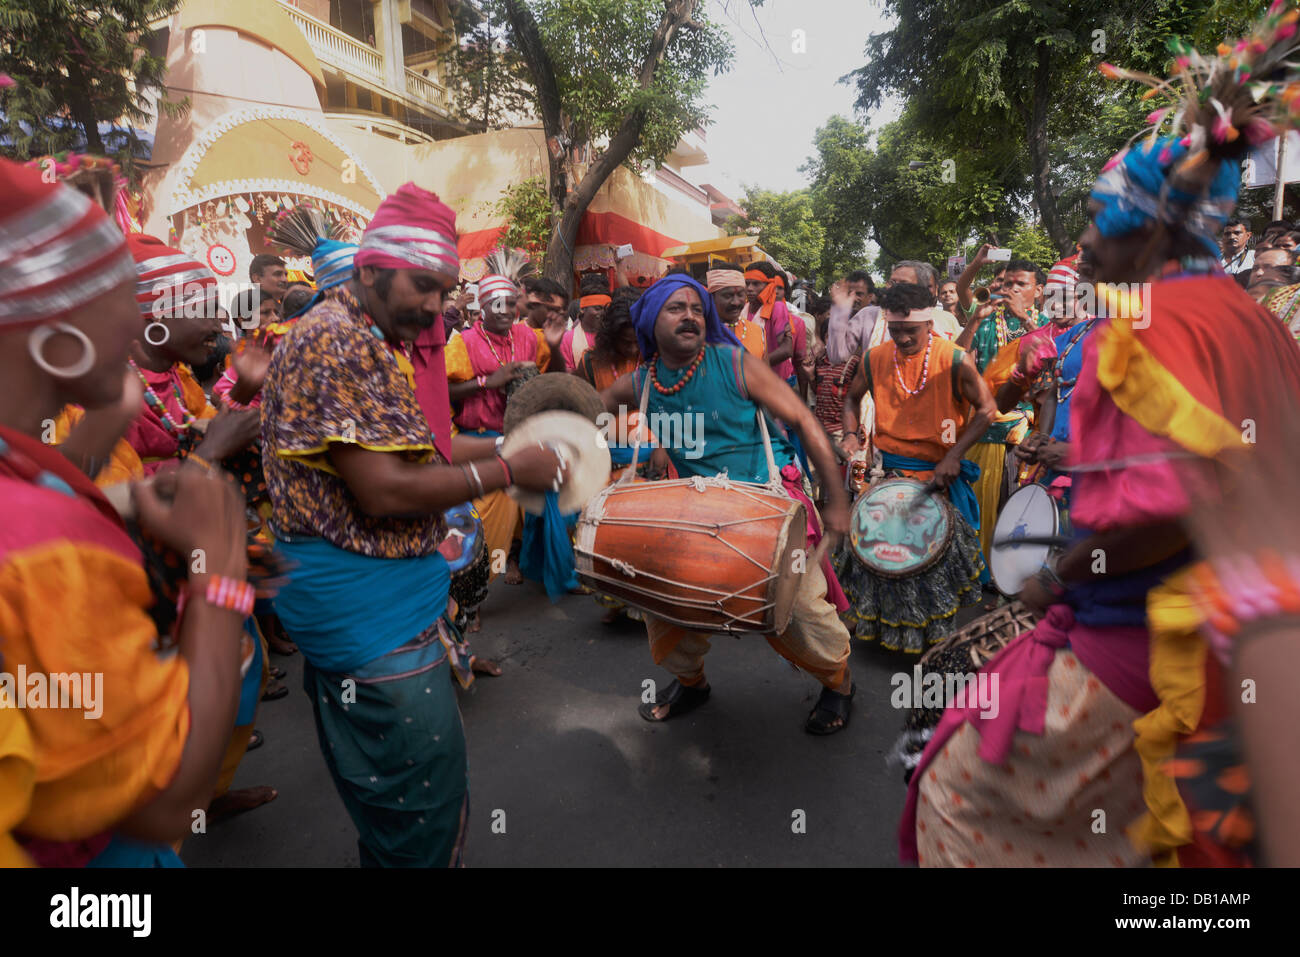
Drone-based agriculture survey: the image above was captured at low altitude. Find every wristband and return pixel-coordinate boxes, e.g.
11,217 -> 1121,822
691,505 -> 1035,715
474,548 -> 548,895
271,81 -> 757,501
1191,551 -> 1300,666
179,574 -> 256,619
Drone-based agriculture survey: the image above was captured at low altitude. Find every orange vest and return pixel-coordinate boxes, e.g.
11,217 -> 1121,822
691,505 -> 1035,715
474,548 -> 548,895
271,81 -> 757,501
868,336 -> 970,464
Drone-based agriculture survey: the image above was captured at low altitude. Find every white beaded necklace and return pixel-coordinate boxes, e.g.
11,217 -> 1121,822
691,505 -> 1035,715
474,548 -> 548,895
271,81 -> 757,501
893,331 -> 935,396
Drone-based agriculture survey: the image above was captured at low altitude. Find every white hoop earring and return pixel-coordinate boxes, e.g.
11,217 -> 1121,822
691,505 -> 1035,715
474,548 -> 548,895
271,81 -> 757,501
144,322 -> 170,347
27,322 -> 96,380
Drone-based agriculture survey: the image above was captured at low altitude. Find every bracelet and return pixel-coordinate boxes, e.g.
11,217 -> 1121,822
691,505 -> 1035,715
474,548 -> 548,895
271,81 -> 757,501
476,374 -> 488,390
468,461 -> 486,496
1034,562 -> 1067,600
186,452 -> 214,472
178,574 -> 256,619
459,465 -> 480,498
494,434 -> 505,454
496,454 -> 513,487
1190,551 -> 1300,666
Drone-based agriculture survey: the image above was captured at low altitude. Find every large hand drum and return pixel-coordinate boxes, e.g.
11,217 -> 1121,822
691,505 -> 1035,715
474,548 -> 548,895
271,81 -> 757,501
500,410 -> 612,516
849,477 -> 954,577
575,476 -> 807,634
990,483 -> 1059,596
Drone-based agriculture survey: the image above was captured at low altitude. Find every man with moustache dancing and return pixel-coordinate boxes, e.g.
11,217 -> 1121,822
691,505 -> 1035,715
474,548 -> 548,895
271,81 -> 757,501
600,274 -> 856,734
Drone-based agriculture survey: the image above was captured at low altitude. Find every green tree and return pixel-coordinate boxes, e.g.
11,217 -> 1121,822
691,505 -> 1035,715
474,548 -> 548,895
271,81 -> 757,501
499,0 -> 735,283
725,187 -> 825,280
493,176 -> 552,267
800,116 -> 872,286
443,0 -> 535,132
0,0 -> 187,169
844,0 -> 1259,256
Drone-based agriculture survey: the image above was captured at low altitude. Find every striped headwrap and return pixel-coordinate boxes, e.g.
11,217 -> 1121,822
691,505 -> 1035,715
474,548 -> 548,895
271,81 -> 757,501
126,234 -> 220,318
355,183 -> 459,276
477,273 -> 517,316
0,156 -> 134,328
312,239 -> 358,291
706,268 -> 745,291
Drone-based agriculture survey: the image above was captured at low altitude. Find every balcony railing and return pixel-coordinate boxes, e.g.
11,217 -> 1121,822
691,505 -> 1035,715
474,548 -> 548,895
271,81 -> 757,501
279,1 -> 385,89
279,1 -> 453,117
404,68 -> 449,112
324,111 -> 435,145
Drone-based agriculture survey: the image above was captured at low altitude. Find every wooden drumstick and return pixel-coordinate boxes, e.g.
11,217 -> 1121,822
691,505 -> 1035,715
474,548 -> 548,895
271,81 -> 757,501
905,480 -> 941,513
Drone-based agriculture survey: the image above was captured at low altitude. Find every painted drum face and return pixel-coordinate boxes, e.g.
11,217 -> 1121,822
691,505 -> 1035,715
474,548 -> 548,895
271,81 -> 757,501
438,502 -> 485,574
849,478 -> 952,576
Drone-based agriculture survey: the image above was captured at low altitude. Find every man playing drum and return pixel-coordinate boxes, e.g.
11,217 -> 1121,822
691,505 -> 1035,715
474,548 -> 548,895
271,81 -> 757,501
599,274 -> 858,735
837,282 -> 998,654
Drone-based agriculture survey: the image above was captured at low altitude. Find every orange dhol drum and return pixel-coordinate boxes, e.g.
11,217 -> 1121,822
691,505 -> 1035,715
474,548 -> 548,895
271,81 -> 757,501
574,474 -> 807,634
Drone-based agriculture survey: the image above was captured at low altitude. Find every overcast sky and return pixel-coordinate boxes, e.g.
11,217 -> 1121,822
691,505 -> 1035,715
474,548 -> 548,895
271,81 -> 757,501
701,0 -> 902,199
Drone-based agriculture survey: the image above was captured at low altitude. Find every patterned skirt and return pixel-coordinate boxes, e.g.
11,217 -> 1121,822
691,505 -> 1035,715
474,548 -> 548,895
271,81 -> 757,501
914,649 -> 1148,867
834,514 -> 985,654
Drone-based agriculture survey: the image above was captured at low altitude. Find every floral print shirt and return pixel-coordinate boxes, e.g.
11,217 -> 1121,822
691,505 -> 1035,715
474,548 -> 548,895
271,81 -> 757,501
261,287 -> 446,558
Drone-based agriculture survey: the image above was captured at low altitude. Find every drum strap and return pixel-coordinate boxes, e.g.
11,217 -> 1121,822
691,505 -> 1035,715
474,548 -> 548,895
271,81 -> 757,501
616,373 -> 654,486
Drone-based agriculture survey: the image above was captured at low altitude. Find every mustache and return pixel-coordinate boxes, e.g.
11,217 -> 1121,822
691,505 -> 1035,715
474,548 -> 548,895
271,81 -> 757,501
393,309 -> 438,329
675,319 -> 701,333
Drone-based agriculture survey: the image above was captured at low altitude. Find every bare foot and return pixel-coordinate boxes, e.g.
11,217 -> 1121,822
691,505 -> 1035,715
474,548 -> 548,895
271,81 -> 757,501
208,785 -> 277,824
504,559 -> 523,585
268,634 -> 298,655
471,657 -> 502,676
466,610 -> 481,634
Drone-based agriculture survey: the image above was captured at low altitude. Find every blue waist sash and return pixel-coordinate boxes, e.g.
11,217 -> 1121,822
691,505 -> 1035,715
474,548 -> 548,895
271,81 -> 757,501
236,616 -> 263,726
881,452 -> 981,533
272,534 -> 450,673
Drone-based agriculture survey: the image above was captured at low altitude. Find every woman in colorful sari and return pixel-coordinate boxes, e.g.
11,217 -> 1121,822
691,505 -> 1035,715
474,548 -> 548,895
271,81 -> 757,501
901,12 -> 1300,866
0,157 -> 252,867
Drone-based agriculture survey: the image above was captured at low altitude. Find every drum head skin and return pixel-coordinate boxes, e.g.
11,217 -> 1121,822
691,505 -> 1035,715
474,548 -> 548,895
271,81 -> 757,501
991,483 -> 1059,596
849,478 -> 953,577
438,502 -> 485,573
501,410 -> 612,515
503,369 -> 605,434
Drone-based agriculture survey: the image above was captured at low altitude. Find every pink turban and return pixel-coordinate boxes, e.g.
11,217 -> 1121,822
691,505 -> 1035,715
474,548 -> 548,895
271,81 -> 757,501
355,183 -> 459,276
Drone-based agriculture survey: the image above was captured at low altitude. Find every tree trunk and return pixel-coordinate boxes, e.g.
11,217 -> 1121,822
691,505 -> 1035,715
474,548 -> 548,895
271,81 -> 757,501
503,0 -> 700,287
65,60 -> 103,153
1024,46 -> 1070,256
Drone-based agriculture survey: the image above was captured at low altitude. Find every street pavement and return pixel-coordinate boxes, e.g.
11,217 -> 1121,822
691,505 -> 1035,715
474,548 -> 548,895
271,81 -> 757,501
182,578 -> 986,868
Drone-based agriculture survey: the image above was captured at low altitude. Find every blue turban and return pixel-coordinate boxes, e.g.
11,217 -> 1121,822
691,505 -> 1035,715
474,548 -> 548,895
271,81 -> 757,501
1090,136 -> 1240,257
291,238 -> 358,319
312,238 -> 358,291
629,273 -> 741,361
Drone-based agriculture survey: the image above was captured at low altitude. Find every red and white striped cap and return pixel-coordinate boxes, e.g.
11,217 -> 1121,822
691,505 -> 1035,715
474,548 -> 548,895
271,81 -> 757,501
1046,256 -> 1079,294
477,273 -> 517,304
0,157 -> 134,328
127,234 -> 220,318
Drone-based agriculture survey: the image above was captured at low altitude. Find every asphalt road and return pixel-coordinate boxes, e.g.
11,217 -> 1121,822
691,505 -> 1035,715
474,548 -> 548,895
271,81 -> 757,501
182,579 -> 985,868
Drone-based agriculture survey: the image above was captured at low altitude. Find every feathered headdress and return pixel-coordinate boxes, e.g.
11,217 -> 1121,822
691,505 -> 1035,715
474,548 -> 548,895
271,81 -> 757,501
484,246 -> 535,285
1092,1 -> 1300,252
267,203 -> 357,294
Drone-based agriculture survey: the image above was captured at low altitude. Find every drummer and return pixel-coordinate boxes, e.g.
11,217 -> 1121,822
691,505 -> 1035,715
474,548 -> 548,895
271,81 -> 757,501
986,259 -> 1099,509
837,282 -> 998,653
600,273 -> 859,735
